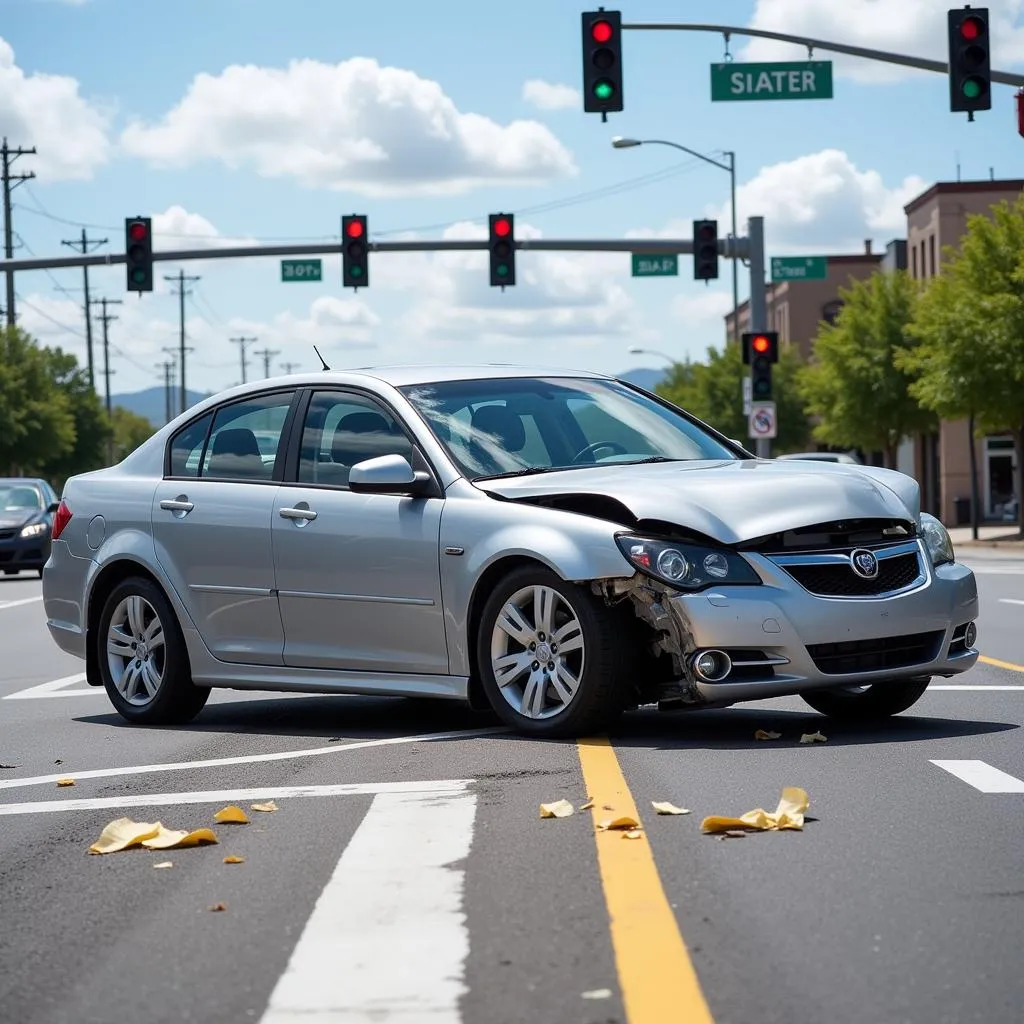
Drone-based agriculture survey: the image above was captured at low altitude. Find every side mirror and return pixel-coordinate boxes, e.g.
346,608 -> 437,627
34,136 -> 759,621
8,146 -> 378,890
47,501 -> 60,514
348,454 -> 432,496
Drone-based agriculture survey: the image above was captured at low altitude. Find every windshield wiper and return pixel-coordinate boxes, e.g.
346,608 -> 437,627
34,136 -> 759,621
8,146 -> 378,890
626,456 -> 679,465
474,467 -> 554,481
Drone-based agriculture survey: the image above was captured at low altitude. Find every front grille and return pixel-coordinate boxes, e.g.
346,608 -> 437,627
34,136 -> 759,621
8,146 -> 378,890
807,630 -> 944,675
784,552 -> 921,597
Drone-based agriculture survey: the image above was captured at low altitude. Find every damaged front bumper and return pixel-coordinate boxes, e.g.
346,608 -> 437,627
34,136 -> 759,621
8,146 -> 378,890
605,551 -> 980,708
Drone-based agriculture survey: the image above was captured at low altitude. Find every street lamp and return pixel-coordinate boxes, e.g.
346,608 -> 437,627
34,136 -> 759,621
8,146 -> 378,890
628,345 -> 676,364
612,137 -> 739,347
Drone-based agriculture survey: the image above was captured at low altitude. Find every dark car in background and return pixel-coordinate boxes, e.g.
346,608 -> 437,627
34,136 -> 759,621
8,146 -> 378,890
0,477 -> 60,577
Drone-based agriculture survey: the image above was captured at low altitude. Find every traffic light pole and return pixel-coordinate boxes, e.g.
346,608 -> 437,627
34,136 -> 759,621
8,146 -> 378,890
746,216 -> 771,459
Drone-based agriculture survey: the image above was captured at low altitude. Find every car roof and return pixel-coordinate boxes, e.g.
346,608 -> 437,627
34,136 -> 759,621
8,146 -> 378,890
0,477 -> 47,486
313,363 -> 613,388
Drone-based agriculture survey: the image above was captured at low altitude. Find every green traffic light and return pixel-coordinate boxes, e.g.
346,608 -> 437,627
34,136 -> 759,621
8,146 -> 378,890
962,78 -> 982,98
131,269 -> 146,283
350,265 -> 363,277
593,80 -> 614,100
496,264 -> 509,277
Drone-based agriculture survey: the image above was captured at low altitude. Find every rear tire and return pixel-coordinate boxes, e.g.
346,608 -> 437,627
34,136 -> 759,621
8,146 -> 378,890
96,576 -> 210,725
800,677 -> 931,721
476,565 -> 631,738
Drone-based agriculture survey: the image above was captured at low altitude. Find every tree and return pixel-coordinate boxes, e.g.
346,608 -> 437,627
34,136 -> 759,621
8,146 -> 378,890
0,327 -> 75,476
111,406 -> 156,461
796,270 -> 936,468
657,340 -> 812,453
899,196 -> 1024,536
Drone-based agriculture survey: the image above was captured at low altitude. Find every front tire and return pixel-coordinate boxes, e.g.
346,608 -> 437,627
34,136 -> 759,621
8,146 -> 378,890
476,565 -> 631,738
800,677 -> 931,721
96,576 -> 210,725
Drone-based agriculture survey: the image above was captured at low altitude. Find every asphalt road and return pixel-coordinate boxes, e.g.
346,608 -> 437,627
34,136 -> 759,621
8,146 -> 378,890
1,554 -> 1022,1024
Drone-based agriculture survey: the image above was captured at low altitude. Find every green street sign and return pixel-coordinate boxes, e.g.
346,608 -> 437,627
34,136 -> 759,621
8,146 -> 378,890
771,256 -> 828,282
281,259 -> 323,282
631,254 -> 678,277
711,61 -> 834,102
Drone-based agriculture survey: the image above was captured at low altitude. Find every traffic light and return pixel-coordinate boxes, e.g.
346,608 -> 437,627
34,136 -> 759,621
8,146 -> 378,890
743,331 -> 778,400
948,7 -> 991,115
342,215 -> 369,289
488,213 -> 516,288
693,220 -> 719,281
581,10 -> 624,116
124,217 -> 153,293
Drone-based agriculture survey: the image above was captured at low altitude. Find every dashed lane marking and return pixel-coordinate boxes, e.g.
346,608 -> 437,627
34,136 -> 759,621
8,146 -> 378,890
999,598 -> 1024,606
0,595 -> 43,611
930,760 -> 1024,793
0,727 -> 506,791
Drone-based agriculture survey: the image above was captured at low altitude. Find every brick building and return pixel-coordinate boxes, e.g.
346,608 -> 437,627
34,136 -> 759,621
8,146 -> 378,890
723,178 -> 1024,527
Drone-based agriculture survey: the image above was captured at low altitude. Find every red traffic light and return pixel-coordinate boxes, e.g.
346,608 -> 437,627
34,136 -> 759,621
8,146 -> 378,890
591,19 -> 613,43
345,219 -> 364,238
959,15 -> 983,39
128,221 -> 148,241
752,335 -> 770,354
493,217 -> 511,237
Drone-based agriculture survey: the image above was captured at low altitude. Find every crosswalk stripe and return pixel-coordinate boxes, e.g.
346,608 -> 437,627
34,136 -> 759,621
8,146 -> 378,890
259,787 -> 477,1023
930,759 -> 1024,793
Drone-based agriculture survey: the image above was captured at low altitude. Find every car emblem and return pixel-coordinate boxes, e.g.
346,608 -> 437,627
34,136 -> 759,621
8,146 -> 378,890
850,549 -> 879,579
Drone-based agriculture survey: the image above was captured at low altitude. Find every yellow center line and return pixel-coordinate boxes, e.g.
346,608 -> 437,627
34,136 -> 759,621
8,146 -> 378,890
980,654 -> 1024,674
577,736 -> 714,1024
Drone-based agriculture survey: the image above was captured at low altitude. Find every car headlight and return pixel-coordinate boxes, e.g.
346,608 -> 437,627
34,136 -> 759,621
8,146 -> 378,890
19,522 -> 48,539
616,534 -> 762,592
918,512 -> 954,567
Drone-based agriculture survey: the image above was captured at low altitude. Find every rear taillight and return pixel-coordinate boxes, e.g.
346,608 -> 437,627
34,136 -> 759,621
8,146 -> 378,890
51,499 -> 73,541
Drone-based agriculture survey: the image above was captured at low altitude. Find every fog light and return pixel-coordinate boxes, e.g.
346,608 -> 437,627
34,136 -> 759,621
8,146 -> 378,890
693,650 -> 732,682
965,621 -> 977,648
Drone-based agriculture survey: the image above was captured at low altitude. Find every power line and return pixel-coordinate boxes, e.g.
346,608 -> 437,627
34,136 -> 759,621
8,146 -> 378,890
229,335 -> 258,384
60,228 -> 107,389
164,269 -> 201,415
253,346 -> 280,378
2,137 -> 36,327
91,296 -> 122,464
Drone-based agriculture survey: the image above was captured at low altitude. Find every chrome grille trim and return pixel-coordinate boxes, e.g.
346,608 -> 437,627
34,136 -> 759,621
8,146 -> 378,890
767,540 -> 928,600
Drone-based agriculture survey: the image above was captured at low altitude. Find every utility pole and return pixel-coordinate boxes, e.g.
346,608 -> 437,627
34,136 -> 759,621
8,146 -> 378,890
230,335 -> 258,384
253,346 -> 280,378
92,297 -> 122,464
1,137 -> 37,328
164,269 -> 200,415
157,356 -> 177,424
746,215 -> 771,460
280,361 -> 299,375
61,229 -> 107,389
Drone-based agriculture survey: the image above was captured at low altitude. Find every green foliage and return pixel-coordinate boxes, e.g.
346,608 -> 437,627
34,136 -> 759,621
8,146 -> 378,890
656,341 -> 812,453
796,270 -> 936,466
111,406 -> 157,461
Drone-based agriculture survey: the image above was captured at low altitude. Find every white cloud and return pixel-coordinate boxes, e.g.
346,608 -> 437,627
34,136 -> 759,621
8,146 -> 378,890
151,205 -> 256,250
672,289 -> 735,326
522,79 -> 581,111
742,0 -> 1024,82
120,57 -> 577,197
0,37 -> 111,179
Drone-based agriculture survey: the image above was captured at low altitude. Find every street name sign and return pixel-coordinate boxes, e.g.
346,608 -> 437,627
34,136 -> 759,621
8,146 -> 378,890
711,61 -> 834,102
748,401 -> 778,440
771,256 -> 828,282
281,259 -> 323,282
631,254 -> 678,277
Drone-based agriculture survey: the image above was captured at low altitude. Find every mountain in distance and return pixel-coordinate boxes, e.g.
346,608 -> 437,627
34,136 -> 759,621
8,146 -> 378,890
110,386 -> 214,427
616,366 -> 667,392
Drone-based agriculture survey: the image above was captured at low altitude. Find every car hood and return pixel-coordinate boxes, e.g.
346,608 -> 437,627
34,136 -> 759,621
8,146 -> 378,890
476,459 -> 921,545
0,510 -> 39,530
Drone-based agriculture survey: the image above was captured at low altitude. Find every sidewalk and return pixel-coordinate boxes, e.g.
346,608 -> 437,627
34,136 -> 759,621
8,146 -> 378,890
948,524 -> 1024,554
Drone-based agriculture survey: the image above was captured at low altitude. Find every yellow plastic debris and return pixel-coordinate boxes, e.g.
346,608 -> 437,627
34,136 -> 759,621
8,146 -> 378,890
251,800 -> 278,812
651,801 -> 690,815
56,778 -> 75,787
89,818 -> 163,854
142,825 -> 219,850
597,814 -> 640,832
539,799 -> 574,819
701,786 -> 810,835
223,855 -> 245,864
755,729 -> 782,741
153,861 -> 173,869
214,805 -> 250,824
800,731 -> 828,744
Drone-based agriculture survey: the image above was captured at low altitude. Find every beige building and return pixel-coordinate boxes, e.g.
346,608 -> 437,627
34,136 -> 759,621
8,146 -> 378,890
723,178 -> 1023,527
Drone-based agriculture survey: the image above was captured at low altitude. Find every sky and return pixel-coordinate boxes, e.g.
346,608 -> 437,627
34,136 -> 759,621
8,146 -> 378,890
3,0 -> 1024,399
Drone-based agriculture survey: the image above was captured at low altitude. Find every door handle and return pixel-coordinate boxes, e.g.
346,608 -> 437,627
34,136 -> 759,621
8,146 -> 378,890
159,498 -> 194,512
279,506 -> 318,521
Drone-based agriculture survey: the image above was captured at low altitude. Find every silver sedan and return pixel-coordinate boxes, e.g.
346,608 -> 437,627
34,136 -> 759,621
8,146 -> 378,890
41,364 -> 979,737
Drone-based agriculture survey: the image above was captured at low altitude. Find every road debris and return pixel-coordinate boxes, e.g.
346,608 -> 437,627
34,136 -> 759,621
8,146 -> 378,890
701,786 -> 810,835
755,729 -> 782,741
214,805 -> 250,824
597,814 -> 640,832
0,763 -> 19,769
539,799 -> 574,819
208,903 -> 227,912
622,829 -> 643,840
582,989 -> 612,1000
800,731 -> 828,744
153,861 -> 173,869
56,778 -> 75,787
651,801 -> 690,815
223,855 -> 245,864
580,798 -> 595,811
87,817 -> 219,854
251,800 -> 278,812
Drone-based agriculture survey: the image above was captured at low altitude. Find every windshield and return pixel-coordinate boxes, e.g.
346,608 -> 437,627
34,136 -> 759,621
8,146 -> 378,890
399,376 -> 737,480
0,485 -> 43,512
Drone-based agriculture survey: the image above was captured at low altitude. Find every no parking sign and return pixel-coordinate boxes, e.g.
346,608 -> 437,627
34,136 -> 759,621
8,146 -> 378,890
748,401 -> 777,440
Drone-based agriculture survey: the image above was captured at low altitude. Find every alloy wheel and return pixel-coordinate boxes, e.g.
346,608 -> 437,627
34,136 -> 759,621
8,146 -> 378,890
105,594 -> 166,706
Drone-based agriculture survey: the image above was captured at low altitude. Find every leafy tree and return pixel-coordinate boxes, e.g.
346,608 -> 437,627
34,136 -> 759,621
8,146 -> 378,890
899,196 -> 1024,536
0,327 -> 75,476
111,406 -> 156,461
796,270 -> 936,468
657,340 -> 812,453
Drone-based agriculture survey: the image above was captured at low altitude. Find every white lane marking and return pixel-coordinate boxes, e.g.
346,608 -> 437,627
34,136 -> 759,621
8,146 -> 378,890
965,567 -> 1024,575
2,673 -> 97,700
930,685 -> 1024,690
0,595 -> 44,611
0,778 -> 472,816
259,787 -> 476,1024
931,759 -> 1024,793
999,598 -> 1024,606
0,726 -> 506,791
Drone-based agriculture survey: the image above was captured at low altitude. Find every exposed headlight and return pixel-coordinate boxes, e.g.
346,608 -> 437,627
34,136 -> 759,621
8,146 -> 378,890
616,534 -> 762,592
918,512 -> 954,567
19,522 -> 48,539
